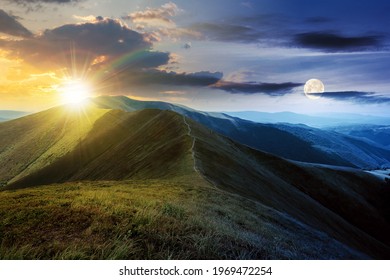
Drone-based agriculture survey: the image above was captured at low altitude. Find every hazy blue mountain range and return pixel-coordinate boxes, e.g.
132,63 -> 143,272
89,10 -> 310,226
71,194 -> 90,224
224,111 -> 390,128
0,110 -> 30,122
328,125 -> 390,150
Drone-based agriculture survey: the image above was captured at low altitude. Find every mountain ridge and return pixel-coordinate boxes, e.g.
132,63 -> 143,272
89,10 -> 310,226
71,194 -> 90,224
89,96 -> 390,169
224,110 -> 390,127
1,100 -> 389,259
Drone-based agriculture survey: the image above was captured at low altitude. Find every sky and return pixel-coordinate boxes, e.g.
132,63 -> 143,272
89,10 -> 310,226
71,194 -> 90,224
0,0 -> 389,115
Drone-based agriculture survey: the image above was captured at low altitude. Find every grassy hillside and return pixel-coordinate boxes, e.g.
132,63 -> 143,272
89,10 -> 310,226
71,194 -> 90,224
1,105 -> 389,259
189,118 -> 390,259
5,109 -> 194,189
0,105 -> 110,185
0,178 -> 366,260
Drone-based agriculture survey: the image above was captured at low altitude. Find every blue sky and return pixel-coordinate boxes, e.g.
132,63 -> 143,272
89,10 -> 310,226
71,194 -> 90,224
0,0 -> 389,115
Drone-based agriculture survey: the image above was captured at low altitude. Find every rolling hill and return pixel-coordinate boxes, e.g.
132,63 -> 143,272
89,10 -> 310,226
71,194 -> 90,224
329,125 -> 390,150
0,103 -> 389,259
224,111 -> 390,128
3,109 -> 194,188
0,105 -> 110,186
90,96 -> 390,169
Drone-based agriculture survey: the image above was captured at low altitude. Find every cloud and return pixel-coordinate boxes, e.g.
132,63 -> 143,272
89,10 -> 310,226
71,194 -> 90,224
123,2 -> 180,28
241,2 -> 253,9
192,22 -> 262,43
8,0 -> 82,4
73,15 -> 102,22
321,91 -> 390,103
294,32 -> 382,52
213,81 -> 303,95
0,9 -> 32,37
95,69 -> 223,95
5,0 -> 83,12
0,15 -> 225,95
3,18 -> 169,71
191,14 -> 293,44
191,14 -> 388,54
304,17 -> 332,24
123,2 -> 200,41
114,70 -> 223,88
160,90 -> 187,96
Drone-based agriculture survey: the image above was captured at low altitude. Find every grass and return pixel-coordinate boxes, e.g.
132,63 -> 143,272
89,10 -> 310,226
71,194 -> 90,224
0,176 -> 366,260
0,105 -> 109,184
0,107 -> 381,259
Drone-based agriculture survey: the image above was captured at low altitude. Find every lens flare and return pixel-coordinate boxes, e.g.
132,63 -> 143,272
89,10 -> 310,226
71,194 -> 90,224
60,79 -> 91,105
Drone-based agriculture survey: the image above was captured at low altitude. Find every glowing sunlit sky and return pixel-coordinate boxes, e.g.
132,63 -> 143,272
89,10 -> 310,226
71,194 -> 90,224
0,0 -> 389,115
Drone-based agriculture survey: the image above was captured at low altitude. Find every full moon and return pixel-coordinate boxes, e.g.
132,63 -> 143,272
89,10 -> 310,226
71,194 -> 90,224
304,79 -> 325,100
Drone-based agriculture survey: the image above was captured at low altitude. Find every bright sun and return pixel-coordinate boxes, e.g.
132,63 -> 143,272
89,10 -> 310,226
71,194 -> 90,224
59,79 -> 91,105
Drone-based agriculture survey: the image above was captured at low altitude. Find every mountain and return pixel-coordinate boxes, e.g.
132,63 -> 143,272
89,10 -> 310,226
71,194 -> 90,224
90,96 -> 390,169
1,103 -> 389,259
329,125 -> 390,150
0,110 -> 30,122
224,111 -> 390,128
4,108 -> 194,187
0,105 -> 110,186
274,123 -> 390,169
191,116 -> 389,255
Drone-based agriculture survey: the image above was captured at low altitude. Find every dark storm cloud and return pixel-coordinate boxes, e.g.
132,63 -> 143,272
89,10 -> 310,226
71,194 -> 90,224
294,32 -> 382,52
0,9 -> 32,37
116,70 -> 223,87
3,18 -> 168,70
192,10 -> 389,53
213,81 -> 303,95
322,91 -> 390,103
195,19 -> 386,53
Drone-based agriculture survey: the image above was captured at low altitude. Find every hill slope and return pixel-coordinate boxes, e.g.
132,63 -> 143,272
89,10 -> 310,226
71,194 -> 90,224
5,109 -> 193,188
189,118 -> 390,258
0,105 -> 110,186
1,105 -> 389,259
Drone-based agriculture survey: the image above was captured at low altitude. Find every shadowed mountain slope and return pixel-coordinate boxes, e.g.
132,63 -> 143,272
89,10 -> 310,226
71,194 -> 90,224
2,105 -> 389,259
188,118 -> 390,258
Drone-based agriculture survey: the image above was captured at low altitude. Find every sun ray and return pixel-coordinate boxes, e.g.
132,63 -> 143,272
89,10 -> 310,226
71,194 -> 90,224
59,79 -> 91,106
